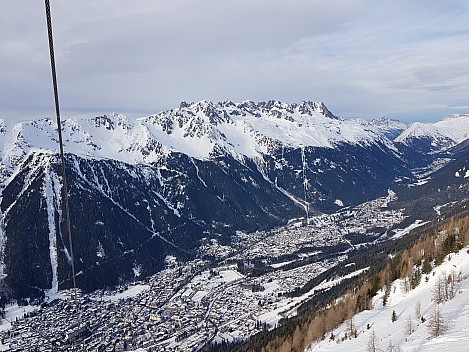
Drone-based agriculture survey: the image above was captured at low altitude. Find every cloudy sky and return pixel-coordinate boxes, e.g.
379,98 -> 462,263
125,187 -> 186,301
1,0 -> 469,122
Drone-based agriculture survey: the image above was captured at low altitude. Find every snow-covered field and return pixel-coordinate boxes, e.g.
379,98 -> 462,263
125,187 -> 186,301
0,304 -> 37,333
307,247 -> 469,352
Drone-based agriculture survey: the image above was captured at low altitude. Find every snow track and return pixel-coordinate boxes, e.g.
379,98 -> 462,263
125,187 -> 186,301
43,164 -> 60,293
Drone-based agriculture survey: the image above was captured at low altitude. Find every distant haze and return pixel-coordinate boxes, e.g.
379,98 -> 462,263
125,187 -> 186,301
1,0 -> 469,123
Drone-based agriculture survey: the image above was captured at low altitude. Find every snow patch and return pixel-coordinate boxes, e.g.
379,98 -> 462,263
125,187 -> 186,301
392,220 -> 428,239
92,284 -> 150,302
334,199 -> 344,207
43,166 -> 60,293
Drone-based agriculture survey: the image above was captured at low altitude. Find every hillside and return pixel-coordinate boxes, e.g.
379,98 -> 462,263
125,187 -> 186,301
389,138 -> 469,223
307,247 -> 469,352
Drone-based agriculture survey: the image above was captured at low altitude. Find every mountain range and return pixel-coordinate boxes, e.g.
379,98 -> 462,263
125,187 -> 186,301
0,101 -> 467,298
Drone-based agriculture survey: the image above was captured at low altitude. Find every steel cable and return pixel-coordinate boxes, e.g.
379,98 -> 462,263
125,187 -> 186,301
44,0 -> 77,298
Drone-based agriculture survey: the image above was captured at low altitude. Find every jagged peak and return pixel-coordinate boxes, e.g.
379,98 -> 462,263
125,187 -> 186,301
179,101 -> 190,109
158,100 -> 339,124
237,100 -> 258,111
219,99 -> 236,108
305,101 -> 339,120
192,99 -> 215,110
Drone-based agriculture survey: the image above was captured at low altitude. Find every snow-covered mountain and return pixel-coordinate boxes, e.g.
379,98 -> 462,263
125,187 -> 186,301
0,101 -> 403,169
395,114 -> 469,153
0,100 -> 465,298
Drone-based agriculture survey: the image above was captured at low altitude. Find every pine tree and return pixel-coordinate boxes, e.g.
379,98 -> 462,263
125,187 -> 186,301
391,310 -> 397,322
422,258 -> 432,274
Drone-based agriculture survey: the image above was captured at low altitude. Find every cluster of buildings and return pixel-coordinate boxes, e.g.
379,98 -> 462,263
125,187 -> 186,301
0,195 -> 404,351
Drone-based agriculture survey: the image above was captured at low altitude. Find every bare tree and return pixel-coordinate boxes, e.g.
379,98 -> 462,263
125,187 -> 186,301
367,329 -> 379,352
434,270 -> 460,305
428,304 -> 445,338
433,274 -> 445,304
347,317 -> 357,339
387,340 -> 403,352
447,269 -> 460,299
443,270 -> 451,301
405,314 -> 414,335
414,301 -> 422,321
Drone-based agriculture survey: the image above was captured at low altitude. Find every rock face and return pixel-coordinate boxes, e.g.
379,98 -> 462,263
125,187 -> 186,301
0,101 -> 466,297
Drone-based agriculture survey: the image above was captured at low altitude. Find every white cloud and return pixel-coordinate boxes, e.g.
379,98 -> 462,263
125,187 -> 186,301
1,0 -> 469,122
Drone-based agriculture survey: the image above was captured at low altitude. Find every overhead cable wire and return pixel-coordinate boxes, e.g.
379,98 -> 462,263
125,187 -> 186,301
44,0 -> 77,299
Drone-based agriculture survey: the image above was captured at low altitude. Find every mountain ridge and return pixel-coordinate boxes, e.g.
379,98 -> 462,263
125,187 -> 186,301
0,101 -> 407,169
3,101 -> 467,173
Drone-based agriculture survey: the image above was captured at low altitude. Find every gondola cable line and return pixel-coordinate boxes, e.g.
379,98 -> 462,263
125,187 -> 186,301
44,0 -> 77,300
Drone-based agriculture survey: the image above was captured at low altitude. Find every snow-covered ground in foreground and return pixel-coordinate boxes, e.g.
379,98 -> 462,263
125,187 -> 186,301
306,247 -> 469,352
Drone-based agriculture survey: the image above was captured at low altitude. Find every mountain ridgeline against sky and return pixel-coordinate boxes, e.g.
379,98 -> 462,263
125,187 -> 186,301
0,101 -> 468,297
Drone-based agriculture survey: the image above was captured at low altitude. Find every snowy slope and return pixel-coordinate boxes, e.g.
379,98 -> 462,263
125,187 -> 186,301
306,247 -> 469,352
434,114 -> 469,141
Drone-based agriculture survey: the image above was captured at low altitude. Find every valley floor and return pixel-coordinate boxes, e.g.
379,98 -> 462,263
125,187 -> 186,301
0,195 -> 404,351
